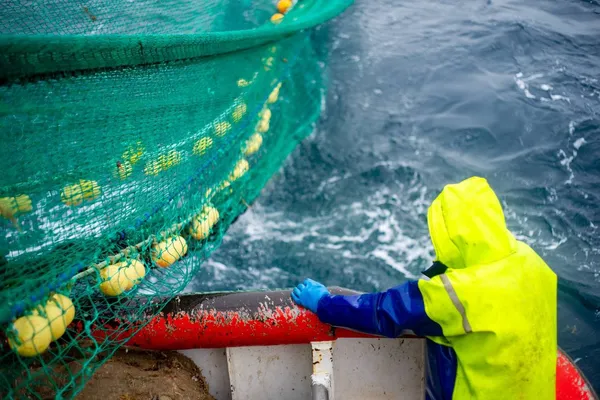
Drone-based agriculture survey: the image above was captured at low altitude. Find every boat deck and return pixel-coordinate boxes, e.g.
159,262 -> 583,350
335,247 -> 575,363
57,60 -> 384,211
181,337 -> 425,400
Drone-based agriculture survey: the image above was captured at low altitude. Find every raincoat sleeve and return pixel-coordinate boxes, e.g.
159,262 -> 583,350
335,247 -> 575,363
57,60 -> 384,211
316,280 -> 443,337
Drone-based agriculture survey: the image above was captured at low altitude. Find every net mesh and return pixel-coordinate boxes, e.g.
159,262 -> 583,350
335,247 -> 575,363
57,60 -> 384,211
0,0 -> 352,397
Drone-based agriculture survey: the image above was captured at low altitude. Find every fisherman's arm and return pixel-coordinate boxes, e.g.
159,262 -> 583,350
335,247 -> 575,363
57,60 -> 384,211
291,279 -> 443,337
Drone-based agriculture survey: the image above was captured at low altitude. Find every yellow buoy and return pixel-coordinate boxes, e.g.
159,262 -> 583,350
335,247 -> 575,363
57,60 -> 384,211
50,294 -> 75,326
205,205 -> 220,227
268,83 -> 282,104
260,108 -> 272,123
122,141 -> 144,165
189,205 -> 220,241
230,159 -> 249,181
8,315 -> 53,357
189,216 -> 210,240
277,0 -> 292,13
244,133 -> 263,156
257,119 -> 270,133
157,154 -> 168,171
271,13 -> 284,24
164,150 -> 181,169
193,137 -> 213,156
0,194 -> 32,219
60,184 -> 84,207
144,159 -> 162,176
113,161 -> 133,180
219,180 -> 231,191
214,121 -> 232,137
232,103 -> 247,123
151,236 -> 188,268
79,180 -> 101,200
99,264 -> 132,296
123,259 -> 146,285
34,294 -> 75,340
38,303 -> 67,340
263,56 -> 274,72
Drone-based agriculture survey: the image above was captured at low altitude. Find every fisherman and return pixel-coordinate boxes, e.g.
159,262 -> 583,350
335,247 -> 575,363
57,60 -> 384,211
291,176 -> 557,400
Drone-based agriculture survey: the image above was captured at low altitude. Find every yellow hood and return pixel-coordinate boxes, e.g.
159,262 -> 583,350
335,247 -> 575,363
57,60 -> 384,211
427,176 -> 517,269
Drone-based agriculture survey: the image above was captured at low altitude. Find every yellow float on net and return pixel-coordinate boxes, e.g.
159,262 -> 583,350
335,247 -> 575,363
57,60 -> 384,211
260,108 -> 272,123
151,235 -> 188,268
113,160 -> 133,180
144,159 -> 162,176
164,150 -> 181,169
122,259 -> 146,286
193,137 -> 213,156
271,13 -> 284,24
61,180 -> 101,206
79,179 -> 101,200
257,119 -> 270,134
230,159 -> 249,181
189,205 -> 220,240
277,0 -> 292,14
8,315 -> 53,357
33,293 -> 75,340
98,263 -> 133,297
214,121 -> 232,137
219,180 -> 231,191
244,133 -> 263,156
60,185 -> 83,207
232,103 -> 247,123
0,194 -> 32,219
267,83 -> 282,104
157,154 -> 168,171
263,56 -> 274,72
122,141 -> 144,165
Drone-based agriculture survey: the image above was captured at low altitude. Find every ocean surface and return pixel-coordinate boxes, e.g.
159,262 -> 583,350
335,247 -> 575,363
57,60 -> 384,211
187,0 -> 600,391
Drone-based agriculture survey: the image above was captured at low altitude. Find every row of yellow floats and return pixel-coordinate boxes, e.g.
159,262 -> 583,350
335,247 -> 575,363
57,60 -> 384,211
271,0 -> 293,24
5,81 -> 284,358
7,204 -> 211,357
0,80 -> 281,226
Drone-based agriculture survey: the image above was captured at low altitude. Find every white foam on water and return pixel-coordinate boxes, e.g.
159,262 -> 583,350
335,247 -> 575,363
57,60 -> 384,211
184,255 -> 291,291
522,73 -> 545,82
221,175 -> 433,280
557,148 -> 576,185
574,137 -> 586,150
555,131 -> 588,185
514,73 -> 536,99
542,236 -> 568,250
550,94 -> 571,103
514,72 -> 574,104
569,121 -> 576,135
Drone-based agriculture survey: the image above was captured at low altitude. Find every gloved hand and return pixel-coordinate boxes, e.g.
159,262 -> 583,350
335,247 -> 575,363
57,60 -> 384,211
291,278 -> 330,313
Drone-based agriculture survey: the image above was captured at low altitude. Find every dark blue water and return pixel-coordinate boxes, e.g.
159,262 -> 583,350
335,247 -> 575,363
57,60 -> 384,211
188,0 -> 600,391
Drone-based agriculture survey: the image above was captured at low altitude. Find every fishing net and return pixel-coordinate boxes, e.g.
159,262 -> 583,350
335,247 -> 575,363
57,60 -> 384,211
0,0 -> 352,397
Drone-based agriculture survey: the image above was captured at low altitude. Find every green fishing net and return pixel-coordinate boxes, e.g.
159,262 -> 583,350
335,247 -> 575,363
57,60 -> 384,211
0,0 -> 352,397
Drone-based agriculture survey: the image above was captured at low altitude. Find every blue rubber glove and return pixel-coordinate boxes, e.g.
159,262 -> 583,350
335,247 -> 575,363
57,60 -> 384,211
291,278 -> 330,313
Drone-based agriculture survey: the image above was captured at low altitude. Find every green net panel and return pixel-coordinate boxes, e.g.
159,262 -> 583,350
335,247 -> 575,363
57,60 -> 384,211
0,0 -> 352,397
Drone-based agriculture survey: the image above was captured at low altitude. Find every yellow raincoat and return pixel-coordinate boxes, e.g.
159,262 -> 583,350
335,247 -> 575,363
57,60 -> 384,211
419,176 -> 557,399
